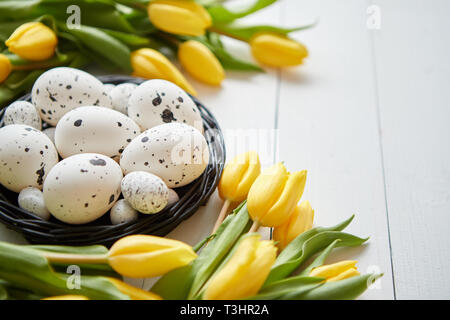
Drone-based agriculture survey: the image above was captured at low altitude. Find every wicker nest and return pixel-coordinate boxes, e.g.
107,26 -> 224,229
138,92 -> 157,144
0,75 -> 225,246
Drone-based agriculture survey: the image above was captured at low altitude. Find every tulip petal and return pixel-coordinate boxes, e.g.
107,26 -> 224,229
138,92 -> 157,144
327,268 -> 360,282
310,260 -> 358,279
107,277 -> 162,300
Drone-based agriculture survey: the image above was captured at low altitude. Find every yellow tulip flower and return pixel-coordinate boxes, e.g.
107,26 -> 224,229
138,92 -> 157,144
273,200 -> 314,250
131,48 -> 197,96
42,295 -> 89,300
178,40 -> 225,86
204,234 -> 277,300
0,54 -> 11,83
310,260 -> 360,282
250,33 -> 308,67
107,277 -> 162,300
247,163 -> 307,227
6,22 -> 57,61
148,0 -> 212,36
107,235 -> 197,278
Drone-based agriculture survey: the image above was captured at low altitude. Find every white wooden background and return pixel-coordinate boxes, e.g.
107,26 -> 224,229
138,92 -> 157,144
1,0 -> 449,299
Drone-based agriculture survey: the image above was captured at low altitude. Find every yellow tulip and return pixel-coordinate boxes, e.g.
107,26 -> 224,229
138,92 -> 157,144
131,48 -> 197,95
247,163 -> 307,227
218,151 -> 261,203
107,235 -> 197,278
148,0 -> 211,36
5,22 -> 57,61
178,40 -> 225,86
310,260 -> 360,282
42,295 -> 89,300
250,33 -> 308,67
273,200 -> 314,250
107,277 -> 162,300
0,54 -> 11,83
204,234 -> 277,300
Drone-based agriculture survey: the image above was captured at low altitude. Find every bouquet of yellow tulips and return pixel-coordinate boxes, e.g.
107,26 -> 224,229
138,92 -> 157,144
0,0 -> 314,107
0,151 -> 381,300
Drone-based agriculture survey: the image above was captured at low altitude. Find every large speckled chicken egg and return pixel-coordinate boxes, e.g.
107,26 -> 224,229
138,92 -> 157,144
55,106 -> 141,159
32,67 -> 112,126
127,79 -> 203,132
121,171 -> 168,214
0,124 -> 59,192
120,123 -> 209,188
43,153 -> 123,224
4,101 -> 42,130
109,83 -> 137,115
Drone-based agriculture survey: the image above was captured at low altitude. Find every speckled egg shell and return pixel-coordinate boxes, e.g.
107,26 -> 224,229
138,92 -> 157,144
127,79 -> 203,132
0,124 -> 59,192
55,106 -> 141,159
4,101 -> 42,130
103,83 -> 116,93
43,153 -> 123,224
121,171 -> 168,214
110,199 -> 138,225
120,123 -> 209,188
18,187 -> 50,220
109,83 -> 137,115
42,127 -> 56,145
32,67 -> 112,126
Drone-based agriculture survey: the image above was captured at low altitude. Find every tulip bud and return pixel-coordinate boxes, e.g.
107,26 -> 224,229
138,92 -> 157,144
42,295 -> 89,300
273,200 -> 314,250
148,0 -> 212,36
6,22 -> 58,61
178,40 -> 225,86
131,48 -> 197,96
107,277 -> 162,300
247,163 -> 307,227
310,260 -> 360,282
218,151 -> 261,203
108,235 -> 197,278
250,33 -> 308,67
0,54 -> 11,83
204,234 -> 277,300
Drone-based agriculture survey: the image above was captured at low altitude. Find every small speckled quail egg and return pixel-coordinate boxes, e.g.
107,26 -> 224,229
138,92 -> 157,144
127,79 -> 203,132
32,67 -> 112,126
55,106 -> 141,159
18,187 -> 50,220
121,171 -> 169,214
109,83 -> 137,115
120,123 -> 209,188
0,124 -> 59,192
4,101 -> 42,130
43,153 -> 123,224
103,83 -> 116,93
110,199 -> 138,225
42,127 -> 56,144
167,188 -> 179,206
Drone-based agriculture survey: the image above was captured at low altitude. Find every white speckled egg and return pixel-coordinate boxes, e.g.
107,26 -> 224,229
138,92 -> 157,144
109,83 -> 137,115
42,127 -> 56,144
4,101 -> 42,130
32,67 -> 112,126
167,188 -> 179,206
127,79 -> 203,132
120,123 -> 209,188
121,171 -> 168,214
103,83 -> 116,93
18,187 -> 50,220
110,199 -> 138,225
43,153 -> 123,224
55,106 -> 141,159
0,124 -> 59,192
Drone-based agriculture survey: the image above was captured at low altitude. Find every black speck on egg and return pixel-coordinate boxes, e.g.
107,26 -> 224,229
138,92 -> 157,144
74,119 -> 82,127
108,194 -> 115,204
89,158 -> 106,166
141,137 -> 149,143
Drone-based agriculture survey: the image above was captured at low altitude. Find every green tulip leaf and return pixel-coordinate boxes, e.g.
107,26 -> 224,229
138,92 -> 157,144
151,264 -> 194,300
292,273 -> 383,300
101,29 -> 151,48
298,239 -> 341,276
0,283 -> 7,300
0,70 -> 43,109
213,22 -> 317,42
208,0 -> 278,24
247,276 -> 324,300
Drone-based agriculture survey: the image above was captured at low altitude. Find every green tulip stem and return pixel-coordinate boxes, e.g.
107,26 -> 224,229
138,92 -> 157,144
209,27 -> 247,42
41,252 -> 109,265
249,220 -> 260,233
211,199 -> 231,234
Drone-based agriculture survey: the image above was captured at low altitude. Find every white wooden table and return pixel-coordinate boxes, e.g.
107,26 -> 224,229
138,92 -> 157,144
1,0 -> 449,300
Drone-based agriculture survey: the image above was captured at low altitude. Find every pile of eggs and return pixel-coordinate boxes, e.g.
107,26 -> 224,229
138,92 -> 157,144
0,67 -> 209,225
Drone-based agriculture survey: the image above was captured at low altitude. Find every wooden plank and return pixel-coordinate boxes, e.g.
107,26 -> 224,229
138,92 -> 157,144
276,0 -> 395,299
372,0 -> 450,299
